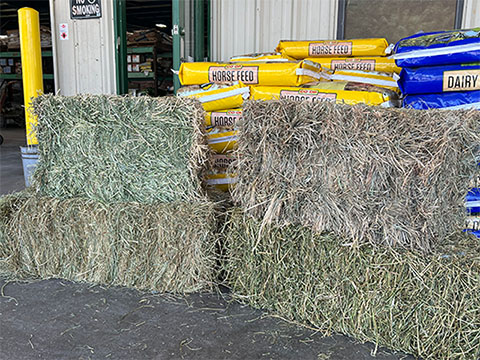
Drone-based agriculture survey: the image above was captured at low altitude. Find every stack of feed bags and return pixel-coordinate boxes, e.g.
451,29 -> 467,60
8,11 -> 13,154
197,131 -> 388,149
392,28 -> 480,110
176,60 -> 324,192
268,38 -> 401,107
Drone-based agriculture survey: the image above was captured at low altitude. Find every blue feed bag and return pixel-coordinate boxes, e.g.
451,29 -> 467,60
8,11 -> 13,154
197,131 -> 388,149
466,188 -> 480,214
403,90 -> 480,110
398,64 -> 480,95
392,28 -> 480,68
464,229 -> 480,239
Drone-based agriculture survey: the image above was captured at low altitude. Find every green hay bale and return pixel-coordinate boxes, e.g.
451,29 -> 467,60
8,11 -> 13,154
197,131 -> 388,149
0,192 -> 28,262
224,210 -> 480,360
0,192 -> 218,293
31,94 -> 208,204
233,100 -> 480,252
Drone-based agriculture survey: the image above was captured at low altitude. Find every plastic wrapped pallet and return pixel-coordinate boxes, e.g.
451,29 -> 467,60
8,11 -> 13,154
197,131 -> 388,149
403,90 -> 480,110
276,38 -> 390,59
178,61 -> 323,86
392,28 -> 480,68
205,109 -> 242,130
250,86 -> 399,107
305,56 -> 401,74
398,64 -> 480,95
181,82 -> 250,112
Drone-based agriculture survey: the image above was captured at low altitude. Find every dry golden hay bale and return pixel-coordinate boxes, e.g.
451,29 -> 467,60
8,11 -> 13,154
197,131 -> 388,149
232,100 -> 480,252
31,94 -> 208,204
224,210 -> 480,360
0,192 -> 218,293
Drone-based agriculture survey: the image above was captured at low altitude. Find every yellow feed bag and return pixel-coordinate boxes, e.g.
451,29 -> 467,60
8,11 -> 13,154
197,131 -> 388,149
178,61 -> 323,86
302,81 -> 350,90
205,173 -> 237,192
250,86 -> 397,107
211,154 -> 237,172
230,52 -> 293,62
301,81 -> 400,102
205,109 -> 243,130
306,57 -> 401,74
183,82 -> 249,112
325,70 -> 400,92
276,39 -> 390,59
207,129 -> 238,154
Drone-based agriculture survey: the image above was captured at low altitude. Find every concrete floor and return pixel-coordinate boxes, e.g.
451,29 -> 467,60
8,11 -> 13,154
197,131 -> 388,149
0,127 -> 413,360
0,128 -> 27,194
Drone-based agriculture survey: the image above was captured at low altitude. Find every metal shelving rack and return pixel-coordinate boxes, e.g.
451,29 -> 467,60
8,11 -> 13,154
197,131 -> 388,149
0,50 -> 54,80
126,46 -> 172,96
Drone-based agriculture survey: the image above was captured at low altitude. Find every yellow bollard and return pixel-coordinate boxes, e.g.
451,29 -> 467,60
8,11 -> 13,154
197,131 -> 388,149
18,7 -> 43,145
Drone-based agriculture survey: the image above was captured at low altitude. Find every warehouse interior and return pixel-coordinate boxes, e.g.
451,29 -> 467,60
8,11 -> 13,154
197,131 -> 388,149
0,1 -> 479,359
0,0 -> 181,128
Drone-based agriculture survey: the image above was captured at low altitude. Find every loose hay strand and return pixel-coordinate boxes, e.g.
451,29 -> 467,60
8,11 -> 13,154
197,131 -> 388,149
232,100 -> 480,252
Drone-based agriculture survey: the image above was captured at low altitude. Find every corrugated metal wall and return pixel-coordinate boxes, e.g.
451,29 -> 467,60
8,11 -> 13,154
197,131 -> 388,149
462,0 -> 480,28
210,0 -> 338,62
49,0 -> 116,95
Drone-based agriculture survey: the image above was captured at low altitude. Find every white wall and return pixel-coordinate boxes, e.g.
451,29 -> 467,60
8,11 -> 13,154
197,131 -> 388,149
49,0 -> 116,95
210,0 -> 338,62
462,0 -> 480,28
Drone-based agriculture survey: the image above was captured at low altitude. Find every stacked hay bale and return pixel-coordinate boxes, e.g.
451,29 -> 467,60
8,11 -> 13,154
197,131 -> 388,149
176,38 -> 403,194
391,28 -> 480,240
0,95 -> 217,293
225,212 -> 480,360
224,100 -> 480,359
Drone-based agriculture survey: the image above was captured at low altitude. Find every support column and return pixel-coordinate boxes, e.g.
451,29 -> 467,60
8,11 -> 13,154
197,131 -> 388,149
18,7 -> 44,145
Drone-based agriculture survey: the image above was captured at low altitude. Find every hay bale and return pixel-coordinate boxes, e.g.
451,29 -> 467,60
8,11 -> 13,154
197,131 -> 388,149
0,192 -> 217,293
31,94 -> 208,204
224,210 -> 480,360
0,193 -> 28,263
232,100 -> 480,252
